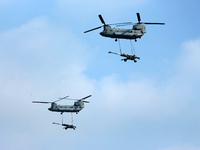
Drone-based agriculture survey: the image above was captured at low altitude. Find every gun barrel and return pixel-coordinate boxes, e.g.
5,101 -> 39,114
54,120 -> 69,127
108,51 -> 120,55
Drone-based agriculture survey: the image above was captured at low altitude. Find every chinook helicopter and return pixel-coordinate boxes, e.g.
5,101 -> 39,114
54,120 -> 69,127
84,13 -> 165,42
32,95 -> 92,114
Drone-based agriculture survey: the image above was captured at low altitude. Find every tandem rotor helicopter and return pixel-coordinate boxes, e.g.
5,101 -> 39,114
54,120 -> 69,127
33,95 -> 92,130
84,13 -> 165,62
32,95 -> 92,114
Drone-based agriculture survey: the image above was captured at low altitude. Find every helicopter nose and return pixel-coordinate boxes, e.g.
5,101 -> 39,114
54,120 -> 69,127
100,31 -> 106,36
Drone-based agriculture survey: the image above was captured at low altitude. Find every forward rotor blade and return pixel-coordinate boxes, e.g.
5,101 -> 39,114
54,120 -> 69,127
115,23 -> 135,27
109,22 -> 132,26
32,101 -> 50,104
59,96 -> 69,100
53,96 -> 69,103
98,14 -> 106,25
33,95 -> 69,104
136,13 -> 141,23
84,26 -> 102,33
144,22 -> 165,25
82,101 -> 90,103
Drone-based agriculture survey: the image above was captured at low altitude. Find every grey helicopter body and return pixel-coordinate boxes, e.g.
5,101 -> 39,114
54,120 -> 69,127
84,13 -> 164,41
33,95 -> 91,114
48,100 -> 85,114
100,24 -> 146,40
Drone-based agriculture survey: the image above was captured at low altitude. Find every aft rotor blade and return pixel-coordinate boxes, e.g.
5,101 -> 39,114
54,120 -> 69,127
65,95 -> 92,101
32,101 -> 50,104
136,13 -> 141,23
80,95 -> 92,101
144,22 -> 165,25
84,26 -> 102,33
82,101 -> 90,103
98,14 -> 106,25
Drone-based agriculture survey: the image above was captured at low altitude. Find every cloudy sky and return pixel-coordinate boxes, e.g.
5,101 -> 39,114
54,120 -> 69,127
0,0 -> 200,150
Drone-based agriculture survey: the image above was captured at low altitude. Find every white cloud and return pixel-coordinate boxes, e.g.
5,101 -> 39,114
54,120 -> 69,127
87,37 -> 200,128
0,16 -> 53,57
1,19 -> 199,123
177,38 -> 200,76
0,14 -> 93,137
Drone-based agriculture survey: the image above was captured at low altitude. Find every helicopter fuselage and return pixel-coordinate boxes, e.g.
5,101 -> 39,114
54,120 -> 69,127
48,101 -> 84,113
100,24 -> 146,40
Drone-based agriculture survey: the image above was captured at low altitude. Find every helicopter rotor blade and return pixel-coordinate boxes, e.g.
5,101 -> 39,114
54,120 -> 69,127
67,99 -> 90,103
53,95 -> 69,103
144,22 -> 165,25
33,95 -> 69,104
136,13 -> 141,23
116,22 -> 165,26
63,95 -> 92,102
32,101 -> 51,104
115,23 -> 135,27
98,14 -> 106,25
84,26 -> 103,33
59,96 -> 69,100
65,98 -> 78,101
136,13 -> 165,25
109,22 -> 133,26
79,95 -> 92,101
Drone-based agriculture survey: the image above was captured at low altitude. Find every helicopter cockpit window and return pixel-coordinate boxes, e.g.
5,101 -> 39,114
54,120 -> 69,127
133,27 -> 139,30
133,25 -> 143,30
74,102 -> 79,106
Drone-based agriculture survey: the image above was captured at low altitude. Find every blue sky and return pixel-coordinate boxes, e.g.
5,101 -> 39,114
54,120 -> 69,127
0,0 -> 200,150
